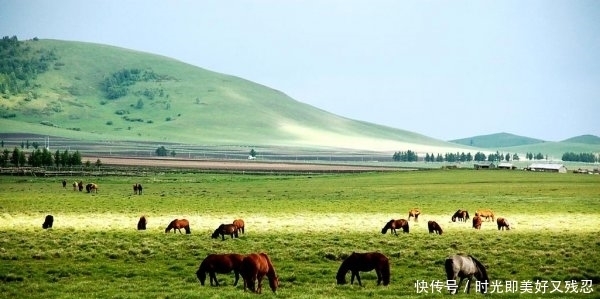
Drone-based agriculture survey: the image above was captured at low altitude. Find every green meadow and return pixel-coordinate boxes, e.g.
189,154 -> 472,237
0,170 -> 598,298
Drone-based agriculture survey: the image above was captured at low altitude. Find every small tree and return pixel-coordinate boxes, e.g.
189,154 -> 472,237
170,150 -> 176,157
249,149 -> 257,158
85,160 -> 91,168
155,146 -> 168,156
95,158 -> 102,168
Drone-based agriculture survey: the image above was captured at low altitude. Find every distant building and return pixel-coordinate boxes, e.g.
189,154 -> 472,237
498,162 -> 517,170
526,163 -> 567,173
473,162 -> 495,170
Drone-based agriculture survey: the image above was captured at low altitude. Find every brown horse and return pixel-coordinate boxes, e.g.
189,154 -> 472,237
62,180 -> 67,188
336,252 -> 390,286
240,253 -> 279,293
137,215 -> 147,230
78,181 -> 84,192
428,220 -> 443,235
212,224 -> 238,240
496,217 -> 510,230
196,253 -> 245,286
165,218 -> 191,234
408,208 -> 421,222
476,209 -> 495,222
472,215 -> 482,230
381,219 -> 409,235
451,210 -> 470,222
233,219 -> 245,234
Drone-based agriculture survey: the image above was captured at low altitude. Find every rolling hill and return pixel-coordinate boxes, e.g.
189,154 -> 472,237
0,38 -> 475,154
450,132 -> 545,148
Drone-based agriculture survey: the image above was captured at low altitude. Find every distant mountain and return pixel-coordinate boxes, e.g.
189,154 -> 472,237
561,135 -> 600,145
450,132 -> 545,149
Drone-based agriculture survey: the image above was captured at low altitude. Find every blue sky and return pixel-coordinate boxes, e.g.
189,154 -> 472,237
1,0 -> 599,141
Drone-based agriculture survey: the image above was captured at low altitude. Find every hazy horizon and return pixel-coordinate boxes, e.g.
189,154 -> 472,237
1,0 -> 599,142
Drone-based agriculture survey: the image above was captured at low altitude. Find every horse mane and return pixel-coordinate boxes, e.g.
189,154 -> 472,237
336,254 -> 353,283
380,255 -> 391,285
468,255 -> 489,284
260,253 -> 276,278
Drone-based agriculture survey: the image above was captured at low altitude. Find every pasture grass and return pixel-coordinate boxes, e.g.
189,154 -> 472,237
0,170 -> 599,298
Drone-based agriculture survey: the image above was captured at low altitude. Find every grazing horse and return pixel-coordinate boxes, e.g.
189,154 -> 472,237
381,219 -> 409,235
137,215 -> 147,230
86,183 -> 98,193
78,181 -> 84,192
428,220 -> 443,235
72,182 -> 77,191
240,253 -> 279,293
497,217 -> 510,230
408,208 -> 421,222
336,252 -> 390,286
196,253 -> 245,286
133,183 -> 143,195
476,209 -> 495,222
42,215 -> 54,229
445,254 -> 489,294
212,224 -> 238,240
165,218 -> 191,234
62,180 -> 67,188
451,210 -> 470,222
472,215 -> 482,230
233,219 -> 245,234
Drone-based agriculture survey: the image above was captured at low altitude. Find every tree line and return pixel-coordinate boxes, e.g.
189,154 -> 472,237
0,147 -> 82,168
393,150 -> 527,162
561,152 -> 598,163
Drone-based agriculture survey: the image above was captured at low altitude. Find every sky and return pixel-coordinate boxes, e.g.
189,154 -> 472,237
1,0 -> 599,141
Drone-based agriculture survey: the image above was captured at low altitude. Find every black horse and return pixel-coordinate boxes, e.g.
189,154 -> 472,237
42,215 -> 54,229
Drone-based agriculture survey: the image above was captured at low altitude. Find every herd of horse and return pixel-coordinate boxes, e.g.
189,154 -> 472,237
381,208 -> 510,237
194,250 -> 489,294
51,182 -> 504,294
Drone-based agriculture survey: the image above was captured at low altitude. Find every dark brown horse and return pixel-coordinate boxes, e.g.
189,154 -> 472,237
133,183 -> 143,195
476,209 -> 495,222
240,253 -> 279,293
496,217 -> 510,230
472,215 -> 482,230
381,219 -> 409,235
336,252 -> 390,286
451,210 -> 470,222
78,181 -> 84,192
196,253 -> 245,286
86,183 -> 98,193
137,215 -> 147,230
62,180 -> 67,188
212,224 -> 238,240
445,254 -> 489,294
42,215 -> 54,229
165,218 -> 191,234
428,220 -> 443,235
408,208 -> 421,222
233,219 -> 245,234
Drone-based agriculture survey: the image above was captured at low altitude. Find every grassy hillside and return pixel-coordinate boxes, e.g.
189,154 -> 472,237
0,39 -> 473,154
562,134 -> 600,144
499,141 -> 600,161
450,132 -> 544,148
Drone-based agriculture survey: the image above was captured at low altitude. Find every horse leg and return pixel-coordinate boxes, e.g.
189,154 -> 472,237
233,270 -> 239,286
376,269 -> 382,285
355,272 -> 362,287
221,233 -> 225,241
257,274 -> 264,294
210,272 -> 218,286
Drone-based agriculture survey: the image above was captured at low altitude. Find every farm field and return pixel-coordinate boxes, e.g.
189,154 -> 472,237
0,170 -> 598,298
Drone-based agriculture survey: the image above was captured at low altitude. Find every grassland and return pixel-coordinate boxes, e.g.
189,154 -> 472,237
0,170 -> 598,298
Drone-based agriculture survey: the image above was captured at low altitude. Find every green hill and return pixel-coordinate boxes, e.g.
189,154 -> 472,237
562,135 -> 600,145
0,38 -> 473,154
450,132 -> 544,148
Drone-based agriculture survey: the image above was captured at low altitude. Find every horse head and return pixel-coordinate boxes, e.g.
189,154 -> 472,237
196,268 -> 206,285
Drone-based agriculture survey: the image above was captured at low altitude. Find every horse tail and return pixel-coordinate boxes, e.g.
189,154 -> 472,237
465,211 -> 470,220
185,225 -> 191,234
381,257 -> 391,286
